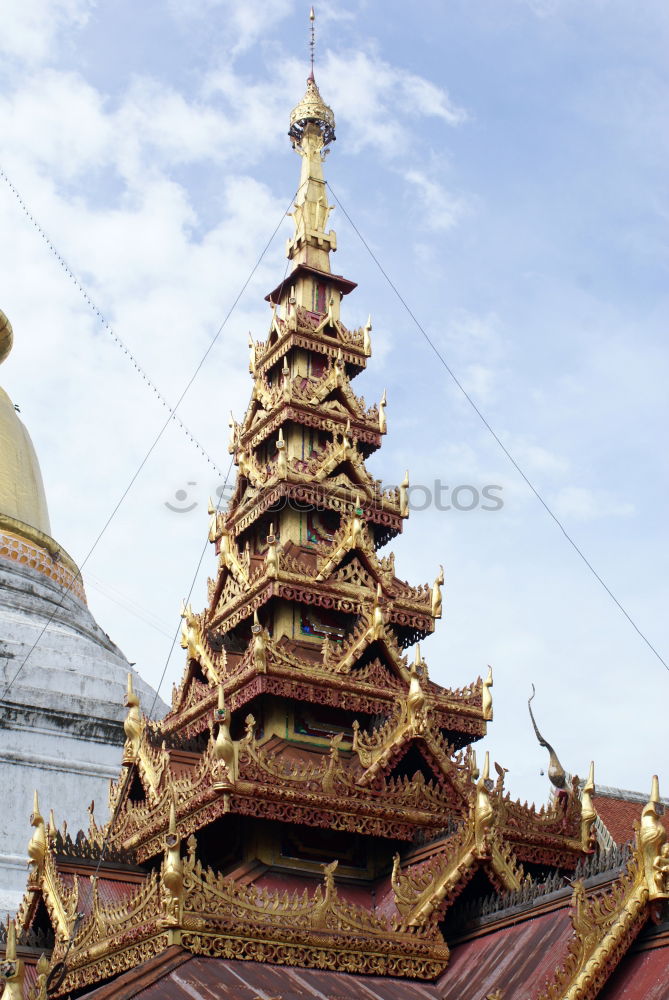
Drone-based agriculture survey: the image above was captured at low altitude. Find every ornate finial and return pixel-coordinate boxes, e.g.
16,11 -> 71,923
161,799 -> 184,926
35,953 -> 50,1000
407,649 -> 427,726
252,611 -> 267,672
27,790 -> 46,883
482,666 -> 493,722
363,315 -> 372,355
212,684 -> 236,790
431,565 -> 444,619
0,311 -> 13,366
580,761 -> 597,852
527,684 -> 566,789
399,471 -> 410,518
475,751 -> 494,848
379,389 -> 387,434
0,918 -> 24,999
288,50 -> 335,151
123,672 -> 142,762
372,583 -> 385,638
640,774 -> 669,899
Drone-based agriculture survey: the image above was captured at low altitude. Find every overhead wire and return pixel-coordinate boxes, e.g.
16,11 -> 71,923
0,182 -> 301,703
0,164 -> 225,478
46,454 -> 235,995
326,180 -> 669,675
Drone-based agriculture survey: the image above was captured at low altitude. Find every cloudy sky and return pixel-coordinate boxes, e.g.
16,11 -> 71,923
1,0 -> 667,807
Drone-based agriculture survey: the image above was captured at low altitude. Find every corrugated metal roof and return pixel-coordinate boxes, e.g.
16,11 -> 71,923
60,873 -> 142,917
599,941 -> 669,1000
134,956 -> 443,999
439,905 -> 574,1000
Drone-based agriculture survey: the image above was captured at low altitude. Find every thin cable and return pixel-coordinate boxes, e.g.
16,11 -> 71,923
0,165 -> 225,477
47,457 -> 234,995
148,455 -> 235,718
0,187 -> 299,703
327,180 -> 669,674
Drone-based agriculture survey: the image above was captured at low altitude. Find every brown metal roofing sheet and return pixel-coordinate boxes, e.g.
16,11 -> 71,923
439,905 -> 574,1000
135,956 -> 443,999
598,941 -> 669,1000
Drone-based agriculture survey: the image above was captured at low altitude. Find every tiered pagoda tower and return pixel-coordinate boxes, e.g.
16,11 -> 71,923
4,63 -> 669,1000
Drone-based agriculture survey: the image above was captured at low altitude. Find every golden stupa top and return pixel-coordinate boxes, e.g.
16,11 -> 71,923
288,73 -> 336,149
0,309 -> 12,365
0,310 -> 51,536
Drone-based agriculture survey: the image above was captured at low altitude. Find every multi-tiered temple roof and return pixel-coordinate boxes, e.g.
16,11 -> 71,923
3,60 -> 669,1000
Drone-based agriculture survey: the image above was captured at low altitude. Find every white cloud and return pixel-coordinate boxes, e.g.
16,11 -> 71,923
554,486 -> 635,521
0,0 -> 91,63
403,170 -> 466,232
167,0 -> 293,56
320,49 -> 467,156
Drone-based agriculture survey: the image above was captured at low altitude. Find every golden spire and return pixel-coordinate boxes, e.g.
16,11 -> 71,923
287,7 -> 336,271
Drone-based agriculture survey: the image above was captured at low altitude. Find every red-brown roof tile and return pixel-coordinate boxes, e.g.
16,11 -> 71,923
595,794 -> 669,846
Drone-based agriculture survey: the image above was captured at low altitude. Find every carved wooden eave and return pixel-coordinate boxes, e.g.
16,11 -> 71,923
351,685 -> 471,795
390,805 -> 526,929
109,725 -> 468,863
15,845 -> 80,947
237,365 -> 382,455
161,634 -> 488,747
37,844 -> 449,999
252,310 -> 369,378
224,478 -> 405,545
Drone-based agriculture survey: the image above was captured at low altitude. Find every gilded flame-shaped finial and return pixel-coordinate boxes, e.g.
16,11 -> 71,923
27,789 -> 46,882
379,389 -> 387,434
252,610 -> 267,672
399,471 -> 410,518
527,684 -> 566,789
475,751 -> 494,848
123,672 -> 142,762
372,583 -> 385,639
0,917 -> 24,999
640,774 -> 669,899
482,666 -> 493,722
407,646 -> 427,726
212,684 -> 236,791
161,799 -> 184,927
431,565 -> 444,619
580,761 -> 597,852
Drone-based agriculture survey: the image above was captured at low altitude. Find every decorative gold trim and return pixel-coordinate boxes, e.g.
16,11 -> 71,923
539,776 -> 669,1000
